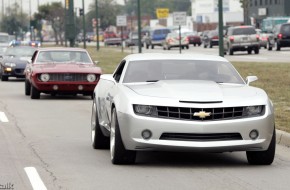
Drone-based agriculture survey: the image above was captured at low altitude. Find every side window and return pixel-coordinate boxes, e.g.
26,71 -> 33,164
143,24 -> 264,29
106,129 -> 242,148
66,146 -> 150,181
113,60 -> 126,82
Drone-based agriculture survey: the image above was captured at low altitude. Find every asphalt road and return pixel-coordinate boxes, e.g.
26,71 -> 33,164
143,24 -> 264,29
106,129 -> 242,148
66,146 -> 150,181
85,41 -> 290,63
1,78 -> 290,190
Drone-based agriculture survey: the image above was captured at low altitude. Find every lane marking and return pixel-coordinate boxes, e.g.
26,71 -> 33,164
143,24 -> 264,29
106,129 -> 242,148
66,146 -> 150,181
0,112 -> 9,122
24,167 -> 47,190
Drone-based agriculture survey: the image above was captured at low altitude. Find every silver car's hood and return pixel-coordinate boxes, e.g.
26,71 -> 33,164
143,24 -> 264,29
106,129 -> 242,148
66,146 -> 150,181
126,80 -> 259,103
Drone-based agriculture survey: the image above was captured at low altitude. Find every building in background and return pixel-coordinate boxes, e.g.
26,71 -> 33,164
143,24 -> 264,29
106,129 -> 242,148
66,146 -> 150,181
247,0 -> 290,29
191,0 -> 244,31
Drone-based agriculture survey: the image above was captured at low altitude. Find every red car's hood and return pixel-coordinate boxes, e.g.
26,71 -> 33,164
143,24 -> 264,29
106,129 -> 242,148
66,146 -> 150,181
32,63 -> 102,74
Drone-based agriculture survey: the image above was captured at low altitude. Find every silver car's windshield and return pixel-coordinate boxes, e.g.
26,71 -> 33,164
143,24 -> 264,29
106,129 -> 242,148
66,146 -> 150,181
35,51 -> 92,64
123,60 -> 244,84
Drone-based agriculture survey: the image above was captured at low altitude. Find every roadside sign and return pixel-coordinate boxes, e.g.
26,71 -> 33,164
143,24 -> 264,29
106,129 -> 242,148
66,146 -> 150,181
156,8 -> 169,19
116,15 -> 127,27
173,12 -> 187,26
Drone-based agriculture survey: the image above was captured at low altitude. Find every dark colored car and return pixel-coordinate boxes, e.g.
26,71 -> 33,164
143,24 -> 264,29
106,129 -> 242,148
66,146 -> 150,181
0,46 -> 36,81
203,30 -> 219,48
268,23 -> 290,51
184,32 -> 201,46
24,48 -> 102,99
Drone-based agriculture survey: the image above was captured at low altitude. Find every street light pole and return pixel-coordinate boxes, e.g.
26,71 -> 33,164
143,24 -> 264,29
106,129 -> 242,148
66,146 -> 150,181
82,0 -> 86,49
137,0 -> 141,53
218,0 -> 224,57
95,0 -> 99,51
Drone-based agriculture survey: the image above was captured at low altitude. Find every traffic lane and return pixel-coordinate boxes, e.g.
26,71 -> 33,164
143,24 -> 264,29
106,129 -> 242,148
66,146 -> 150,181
130,44 -> 290,63
1,80 -> 290,190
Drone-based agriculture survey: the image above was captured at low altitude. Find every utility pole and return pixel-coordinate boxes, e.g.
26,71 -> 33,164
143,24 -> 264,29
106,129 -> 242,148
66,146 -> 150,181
95,0 -> 99,51
218,0 -> 224,57
82,0 -> 86,49
137,0 -> 141,53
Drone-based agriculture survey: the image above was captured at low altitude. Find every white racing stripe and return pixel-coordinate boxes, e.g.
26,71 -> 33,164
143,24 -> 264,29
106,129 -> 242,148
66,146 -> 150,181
0,112 -> 9,122
24,167 -> 47,190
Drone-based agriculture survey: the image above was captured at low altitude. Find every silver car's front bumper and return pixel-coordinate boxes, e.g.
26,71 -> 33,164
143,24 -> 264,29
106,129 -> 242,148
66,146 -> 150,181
117,110 -> 274,152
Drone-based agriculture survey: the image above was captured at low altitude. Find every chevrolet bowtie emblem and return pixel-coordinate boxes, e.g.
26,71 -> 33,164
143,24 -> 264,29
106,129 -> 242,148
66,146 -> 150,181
193,111 -> 211,119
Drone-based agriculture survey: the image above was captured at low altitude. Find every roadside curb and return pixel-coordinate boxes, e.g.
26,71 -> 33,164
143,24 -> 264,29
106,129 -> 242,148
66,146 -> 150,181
276,130 -> 290,148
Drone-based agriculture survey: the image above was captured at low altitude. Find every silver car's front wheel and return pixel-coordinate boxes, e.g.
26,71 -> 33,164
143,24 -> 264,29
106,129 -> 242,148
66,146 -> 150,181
110,108 -> 136,165
91,100 -> 109,149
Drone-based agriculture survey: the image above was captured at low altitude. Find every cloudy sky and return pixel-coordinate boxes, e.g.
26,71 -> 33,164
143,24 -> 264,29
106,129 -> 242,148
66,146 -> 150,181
4,0 -> 124,15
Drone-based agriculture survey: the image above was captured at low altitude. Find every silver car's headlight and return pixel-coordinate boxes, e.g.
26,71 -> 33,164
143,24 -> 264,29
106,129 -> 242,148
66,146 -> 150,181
4,63 -> 16,67
87,74 -> 96,82
40,73 -> 50,82
243,106 -> 264,117
133,105 -> 157,116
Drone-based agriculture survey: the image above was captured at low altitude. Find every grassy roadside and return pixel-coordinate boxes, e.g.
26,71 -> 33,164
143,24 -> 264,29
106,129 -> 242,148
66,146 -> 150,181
87,47 -> 290,133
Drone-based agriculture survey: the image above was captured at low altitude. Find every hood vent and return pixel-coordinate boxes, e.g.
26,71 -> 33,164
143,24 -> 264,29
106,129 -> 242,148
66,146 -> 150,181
179,100 -> 223,104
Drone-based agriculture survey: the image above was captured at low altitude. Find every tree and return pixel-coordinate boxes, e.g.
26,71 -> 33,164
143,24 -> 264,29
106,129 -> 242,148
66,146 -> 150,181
0,2 -> 29,38
86,0 -> 123,31
240,0 -> 249,25
34,2 -> 65,45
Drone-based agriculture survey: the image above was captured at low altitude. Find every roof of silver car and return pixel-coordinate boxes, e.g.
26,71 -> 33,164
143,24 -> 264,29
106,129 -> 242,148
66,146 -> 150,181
124,53 -> 228,62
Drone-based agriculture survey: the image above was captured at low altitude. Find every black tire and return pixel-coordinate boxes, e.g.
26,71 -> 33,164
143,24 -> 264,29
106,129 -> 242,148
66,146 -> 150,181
151,45 -> 154,49
268,42 -> 272,51
204,44 -> 207,48
110,108 -> 136,165
247,49 -> 252,54
25,80 -> 31,96
1,74 -> 8,81
186,45 -> 189,49
31,85 -> 40,99
193,44 -> 196,47
91,99 -> 109,149
247,129 -> 276,165
276,42 -> 281,51
209,42 -> 213,48
228,45 -> 233,55
146,44 -> 149,49
254,47 -> 259,54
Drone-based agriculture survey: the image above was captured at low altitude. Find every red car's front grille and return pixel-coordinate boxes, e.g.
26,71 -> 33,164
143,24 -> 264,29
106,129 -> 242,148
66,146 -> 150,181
47,73 -> 88,82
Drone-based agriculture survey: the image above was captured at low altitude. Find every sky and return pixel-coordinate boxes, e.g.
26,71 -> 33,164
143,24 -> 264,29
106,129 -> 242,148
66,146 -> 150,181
2,0 -> 124,16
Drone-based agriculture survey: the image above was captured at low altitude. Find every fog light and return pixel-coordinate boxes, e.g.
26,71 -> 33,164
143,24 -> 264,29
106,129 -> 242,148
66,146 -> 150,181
52,85 -> 58,90
78,85 -> 84,90
249,130 -> 259,140
141,130 -> 152,140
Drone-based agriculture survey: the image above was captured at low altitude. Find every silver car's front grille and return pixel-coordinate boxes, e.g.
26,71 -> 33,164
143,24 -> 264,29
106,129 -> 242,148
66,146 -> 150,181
48,73 -> 88,82
160,133 -> 243,141
156,106 -> 245,121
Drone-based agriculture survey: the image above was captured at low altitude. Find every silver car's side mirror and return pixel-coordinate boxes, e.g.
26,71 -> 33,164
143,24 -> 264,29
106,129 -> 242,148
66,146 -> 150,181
246,76 -> 258,85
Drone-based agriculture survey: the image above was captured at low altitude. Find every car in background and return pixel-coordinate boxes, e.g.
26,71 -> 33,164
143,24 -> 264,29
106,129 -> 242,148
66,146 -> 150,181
255,29 -> 268,49
143,27 -> 171,49
103,31 -> 117,39
0,46 -> 36,81
24,48 -> 102,99
224,26 -> 260,55
268,23 -> 290,51
91,53 -> 275,165
162,32 -> 189,50
125,31 -> 139,47
203,30 -> 219,48
184,31 -> 201,46
9,40 -> 41,47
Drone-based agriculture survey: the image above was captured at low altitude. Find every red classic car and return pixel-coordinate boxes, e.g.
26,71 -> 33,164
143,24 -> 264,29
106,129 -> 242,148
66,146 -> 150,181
24,48 -> 102,99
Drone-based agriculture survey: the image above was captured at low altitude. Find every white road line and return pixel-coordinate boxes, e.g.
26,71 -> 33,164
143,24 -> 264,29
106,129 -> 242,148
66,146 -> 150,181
0,112 -> 9,122
24,167 -> 47,190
